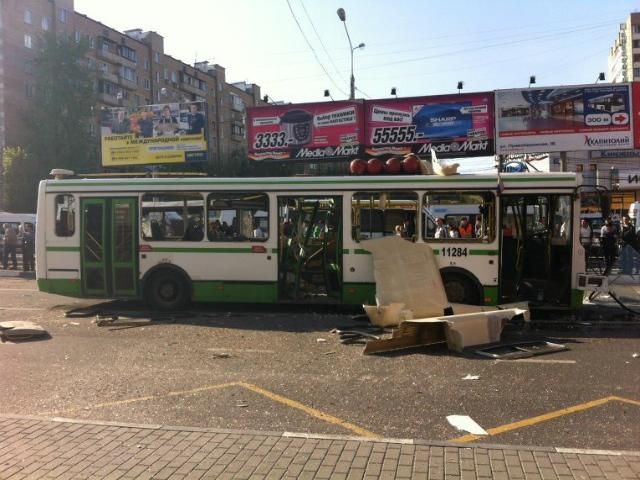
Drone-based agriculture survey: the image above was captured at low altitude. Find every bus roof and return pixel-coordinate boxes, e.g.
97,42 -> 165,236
42,172 -> 582,193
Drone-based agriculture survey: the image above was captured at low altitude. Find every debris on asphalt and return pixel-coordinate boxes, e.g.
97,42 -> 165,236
335,326 -> 384,345
0,321 -> 49,342
211,352 -> 231,359
462,374 -> 480,380
632,353 -> 639,358
236,401 -> 248,408
475,341 -> 568,360
446,415 -> 488,435
323,351 -> 336,355
316,338 -> 327,343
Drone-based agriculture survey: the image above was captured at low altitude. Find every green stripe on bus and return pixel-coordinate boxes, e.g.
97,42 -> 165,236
469,250 -> 498,256
46,246 -> 80,252
482,286 -> 499,305
354,249 -> 371,255
149,247 -> 260,253
37,278 -> 83,296
343,283 -> 376,305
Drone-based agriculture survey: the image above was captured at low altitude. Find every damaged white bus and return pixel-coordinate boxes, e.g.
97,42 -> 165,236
36,170 -> 586,310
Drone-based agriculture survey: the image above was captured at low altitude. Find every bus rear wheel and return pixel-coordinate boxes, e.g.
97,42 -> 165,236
442,272 -> 481,305
145,270 -> 190,311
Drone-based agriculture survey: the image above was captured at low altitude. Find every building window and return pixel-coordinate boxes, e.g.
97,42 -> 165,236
633,25 -> 640,34
634,68 -> 640,77
121,66 -> 136,82
141,193 -> 205,242
24,34 -> 32,49
118,45 -> 137,63
74,31 -> 81,43
207,193 -> 269,242
634,54 -> 640,63
24,60 -> 33,74
58,8 -> 69,23
231,123 -> 245,137
155,71 -> 160,83
41,16 -> 50,31
171,71 -> 177,83
25,84 -> 34,97
154,51 -> 160,63
143,79 -> 150,90
55,195 -> 76,237
231,94 -> 245,112
163,68 -> 169,80
24,9 -> 33,24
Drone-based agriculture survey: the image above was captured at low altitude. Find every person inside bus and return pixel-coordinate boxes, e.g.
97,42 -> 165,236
475,217 -> 483,239
253,221 -> 266,239
448,222 -> 460,238
434,217 -> 447,239
394,225 -> 403,236
184,216 -> 204,241
208,220 -> 222,240
402,218 -> 415,240
458,217 -> 473,238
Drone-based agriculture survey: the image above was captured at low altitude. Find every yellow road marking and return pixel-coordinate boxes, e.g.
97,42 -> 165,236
452,395 -> 639,443
238,382 -> 379,439
42,381 -> 378,438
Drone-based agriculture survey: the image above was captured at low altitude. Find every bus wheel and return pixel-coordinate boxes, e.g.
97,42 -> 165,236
146,270 -> 190,311
442,272 -> 481,305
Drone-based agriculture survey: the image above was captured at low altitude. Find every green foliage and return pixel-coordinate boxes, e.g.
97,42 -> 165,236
1,33 -> 97,211
1,147 -> 38,212
26,32 -> 97,172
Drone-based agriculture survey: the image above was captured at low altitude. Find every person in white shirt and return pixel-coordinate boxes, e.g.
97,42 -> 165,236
434,217 -> 447,239
448,223 -> 460,238
579,219 -> 592,264
253,225 -> 265,238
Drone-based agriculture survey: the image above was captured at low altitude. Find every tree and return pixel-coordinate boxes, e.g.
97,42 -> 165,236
0,33 -> 98,211
1,147 -> 38,213
27,32 -> 97,173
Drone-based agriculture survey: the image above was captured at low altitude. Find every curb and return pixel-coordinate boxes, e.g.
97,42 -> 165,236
1,413 -> 638,457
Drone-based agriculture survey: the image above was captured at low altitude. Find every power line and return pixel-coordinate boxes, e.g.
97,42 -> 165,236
298,0 -> 347,84
285,0 -> 348,97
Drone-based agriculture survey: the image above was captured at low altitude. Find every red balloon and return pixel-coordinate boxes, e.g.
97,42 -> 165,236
385,157 -> 402,174
402,154 -> 420,174
367,158 -> 384,175
350,158 -> 367,175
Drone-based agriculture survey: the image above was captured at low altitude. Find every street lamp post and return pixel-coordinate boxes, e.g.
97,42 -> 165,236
337,8 -> 364,100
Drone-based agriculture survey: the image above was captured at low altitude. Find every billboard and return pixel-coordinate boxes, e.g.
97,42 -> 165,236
247,101 -> 363,161
363,93 -> 495,158
633,82 -> 640,149
495,84 -> 634,154
100,102 -> 207,167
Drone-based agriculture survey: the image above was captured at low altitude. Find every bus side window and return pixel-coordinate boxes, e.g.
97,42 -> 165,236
54,194 -> 75,237
207,192 -> 269,242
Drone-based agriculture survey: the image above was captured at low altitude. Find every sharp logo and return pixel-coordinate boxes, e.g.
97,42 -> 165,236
295,145 -> 360,158
417,140 -> 489,154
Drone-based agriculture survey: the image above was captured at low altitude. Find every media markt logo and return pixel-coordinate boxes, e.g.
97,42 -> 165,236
417,140 -> 489,155
295,145 -> 360,158
583,135 -> 631,147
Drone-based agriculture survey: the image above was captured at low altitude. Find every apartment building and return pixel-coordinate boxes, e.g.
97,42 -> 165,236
0,0 -> 264,174
608,12 -> 640,83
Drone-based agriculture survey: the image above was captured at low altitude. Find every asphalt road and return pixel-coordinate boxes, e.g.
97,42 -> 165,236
1,277 -> 639,451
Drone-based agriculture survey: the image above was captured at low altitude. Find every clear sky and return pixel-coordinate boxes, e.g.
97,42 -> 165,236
74,0 -> 639,172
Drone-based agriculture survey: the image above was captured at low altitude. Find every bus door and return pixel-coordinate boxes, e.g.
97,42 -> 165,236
499,194 -> 572,307
277,195 -> 343,302
80,197 -> 138,297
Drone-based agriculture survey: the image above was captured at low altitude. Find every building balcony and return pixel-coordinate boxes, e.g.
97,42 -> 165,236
119,76 -> 138,90
96,48 -> 137,69
97,69 -> 119,84
97,92 -> 121,106
180,80 -> 205,96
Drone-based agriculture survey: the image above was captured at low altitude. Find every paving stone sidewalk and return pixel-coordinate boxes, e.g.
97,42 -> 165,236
1,415 -> 639,479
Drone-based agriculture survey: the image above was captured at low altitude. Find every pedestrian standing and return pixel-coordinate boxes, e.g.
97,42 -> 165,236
22,223 -> 35,272
2,224 -> 18,270
600,219 -> 617,271
619,215 -> 637,274
579,219 -> 592,266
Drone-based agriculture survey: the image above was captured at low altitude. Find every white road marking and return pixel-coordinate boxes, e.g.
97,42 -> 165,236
495,358 -> 576,364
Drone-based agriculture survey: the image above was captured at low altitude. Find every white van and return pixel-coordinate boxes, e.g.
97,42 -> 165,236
0,212 -> 37,255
